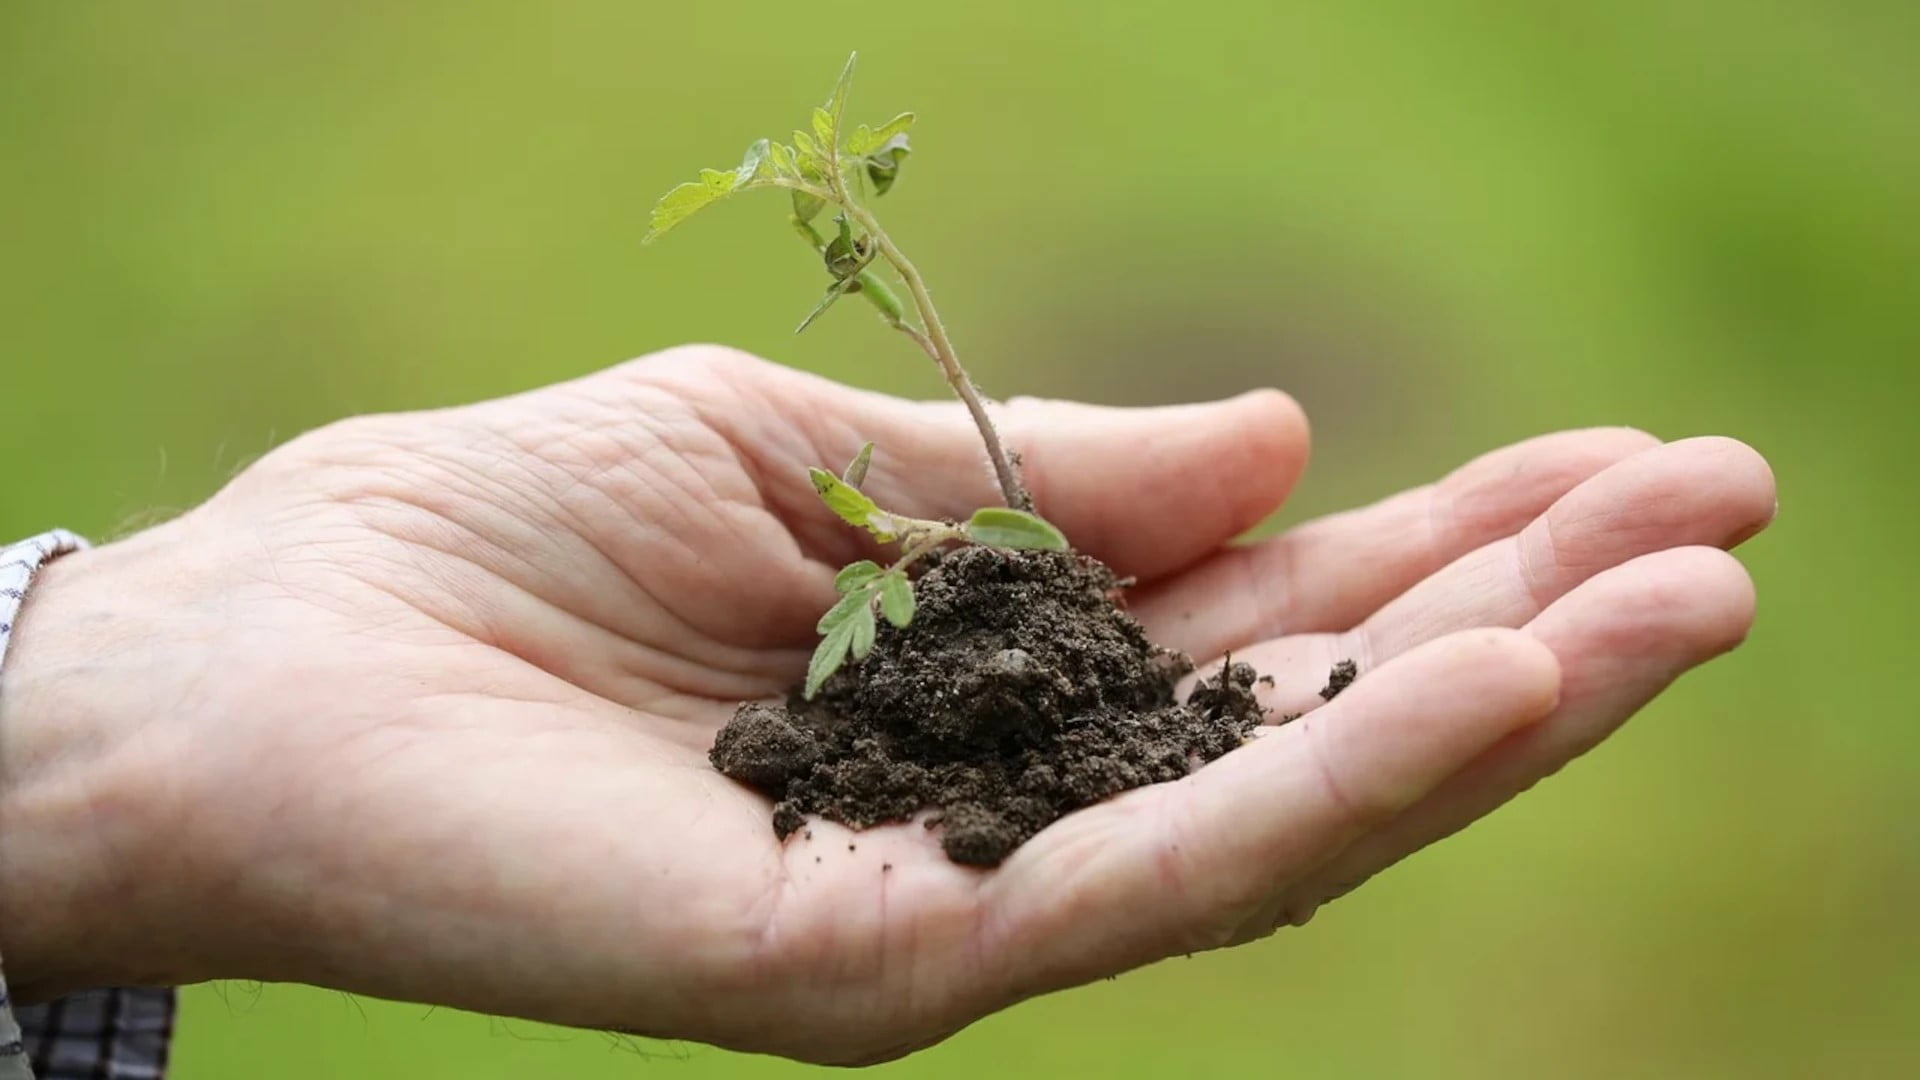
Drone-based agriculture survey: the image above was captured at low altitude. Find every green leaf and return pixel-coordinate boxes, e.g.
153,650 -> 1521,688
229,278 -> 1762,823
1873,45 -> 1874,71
791,188 -> 826,224
835,559 -> 882,593
810,106 -> 835,151
965,507 -> 1069,551
847,124 -> 874,156
643,181 -> 725,244
794,275 -> 858,334
841,441 -> 874,488
793,129 -> 821,159
822,214 -> 857,273
879,572 -> 915,628
849,603 -> 877,659
768,141 -> 797,177
870,111 -> 915,144
816,585 -> 870,633
733,139 -> 771,189
864,133 -> 911,196
806,616 -> 857,698
642,147 -> 786,244
808,466 -> 895,538
825,52 -> 857,130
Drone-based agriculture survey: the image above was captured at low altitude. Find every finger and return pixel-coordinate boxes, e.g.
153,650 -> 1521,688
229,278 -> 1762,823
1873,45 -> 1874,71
578,346 -> 1306,607
627,349 -> 1310,582
862,390 -> 1313,582
1277,546 -> 1756,924
985,629 -> 1560,992
1137,427 -> 1661,657
1359,436 -> 1773,657
1190,436 -> 1774,714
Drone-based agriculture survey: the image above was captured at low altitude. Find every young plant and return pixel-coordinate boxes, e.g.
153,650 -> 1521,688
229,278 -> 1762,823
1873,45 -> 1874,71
645,55 -> 1071,697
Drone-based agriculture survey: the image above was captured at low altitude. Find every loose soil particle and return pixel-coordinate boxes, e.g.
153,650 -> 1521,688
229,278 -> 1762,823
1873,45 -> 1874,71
1319,659 -> 1358,700
711,547 -> 1276,867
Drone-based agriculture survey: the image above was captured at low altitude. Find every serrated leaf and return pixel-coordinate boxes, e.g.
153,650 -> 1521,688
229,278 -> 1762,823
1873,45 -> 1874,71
841,441 -> 874,488
733,139 -> 770,189
806,616 -> 857,698
849,603 -> 877,659
965,507 -> 1069,551
811,106 -> 835,150
880,572 -> 915,628
816,585 -> 871,633
643,181 -> 725,244
847,124 -> 873,156
835,559 -> 882,593
870,111 -> 915,144
825,52 -> 857,129
793,129 -> 820,158
699,167 -> 735,192
808,466 -> 888,533
768,141 -> 797,177
795,275 -> 858,334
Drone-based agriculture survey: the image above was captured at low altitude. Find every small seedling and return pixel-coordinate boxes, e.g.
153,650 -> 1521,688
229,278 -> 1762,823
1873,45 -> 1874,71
646,54 -> 1069,696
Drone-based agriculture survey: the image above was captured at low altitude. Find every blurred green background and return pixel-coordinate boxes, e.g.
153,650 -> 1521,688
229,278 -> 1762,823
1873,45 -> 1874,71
4,1 -> 1915,1076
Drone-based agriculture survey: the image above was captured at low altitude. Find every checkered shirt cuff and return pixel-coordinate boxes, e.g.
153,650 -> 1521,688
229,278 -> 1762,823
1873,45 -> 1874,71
2,531 -> 175,1080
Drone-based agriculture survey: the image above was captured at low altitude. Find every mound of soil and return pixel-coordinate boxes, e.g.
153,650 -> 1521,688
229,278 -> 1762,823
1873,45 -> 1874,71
709,545 -> 1275,867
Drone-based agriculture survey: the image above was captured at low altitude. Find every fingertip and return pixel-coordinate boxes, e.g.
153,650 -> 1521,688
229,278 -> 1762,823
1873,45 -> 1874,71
1420,627 -> 1564,727
1206,387 -> 1312,525
1008,389 -> 1313,579
1281,629 -> 1562,827
1539,546 -> 1759,663
1233,387 -> 1311,452
1671,436 -> 1777,546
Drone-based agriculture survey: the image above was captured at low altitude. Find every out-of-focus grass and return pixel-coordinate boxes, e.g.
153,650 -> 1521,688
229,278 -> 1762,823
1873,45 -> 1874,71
2,2 -> 1914,1076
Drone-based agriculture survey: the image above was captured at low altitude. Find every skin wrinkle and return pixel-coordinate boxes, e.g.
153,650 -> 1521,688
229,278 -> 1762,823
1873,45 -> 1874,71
629,361 -> 894,594
326,421 -> 664,647
1515,512 -> 1562,614
340,571 -> 650,712
335,473 -> 783,702
1299,715 -> 1367,830
606,437 -> 787,628
407,435 -> 636,606
1424,478 -> 1457,589
1235,538 -> 1297,648
1150,774 -> 1207,912
699,386 -> 862,544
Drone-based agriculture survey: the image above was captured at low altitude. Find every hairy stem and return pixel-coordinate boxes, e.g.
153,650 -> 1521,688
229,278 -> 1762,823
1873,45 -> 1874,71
784,172 -> 1029,510
842,203 -> 1030,510
890,524 -> 962,574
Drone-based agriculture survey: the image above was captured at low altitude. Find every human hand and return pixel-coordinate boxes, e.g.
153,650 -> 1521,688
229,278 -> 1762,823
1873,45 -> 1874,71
0,346 -> 1772,1063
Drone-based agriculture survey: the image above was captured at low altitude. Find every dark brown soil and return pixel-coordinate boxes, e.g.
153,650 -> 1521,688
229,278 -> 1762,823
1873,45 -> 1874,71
1319,658 -> 1357,700
710,545 -> 1278,867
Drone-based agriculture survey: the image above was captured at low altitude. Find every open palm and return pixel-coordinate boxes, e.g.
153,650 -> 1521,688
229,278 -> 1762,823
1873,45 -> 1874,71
37,346 -> 1771,1065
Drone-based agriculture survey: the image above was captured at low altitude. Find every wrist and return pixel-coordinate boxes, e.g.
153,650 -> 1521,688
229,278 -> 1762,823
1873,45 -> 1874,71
0,527 -> 202,997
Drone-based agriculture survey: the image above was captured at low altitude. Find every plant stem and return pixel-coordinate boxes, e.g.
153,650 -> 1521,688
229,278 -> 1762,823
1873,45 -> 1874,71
842,203 -> 1030,510
795,167 -> 1030,511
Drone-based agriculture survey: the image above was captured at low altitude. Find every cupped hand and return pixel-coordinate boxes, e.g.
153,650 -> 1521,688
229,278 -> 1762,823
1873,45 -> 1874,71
0,346 -> 1773,1064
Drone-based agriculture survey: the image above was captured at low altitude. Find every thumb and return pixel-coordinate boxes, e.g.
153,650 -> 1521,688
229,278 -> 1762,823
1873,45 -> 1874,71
849,388 -> 1311,582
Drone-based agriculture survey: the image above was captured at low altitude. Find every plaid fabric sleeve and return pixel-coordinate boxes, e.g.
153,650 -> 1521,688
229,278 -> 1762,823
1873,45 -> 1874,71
1,531 -> 176,1080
